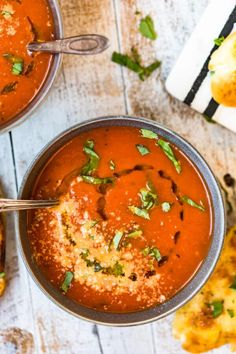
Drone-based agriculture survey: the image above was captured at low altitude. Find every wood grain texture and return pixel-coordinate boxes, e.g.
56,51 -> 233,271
0,0 -> 235,353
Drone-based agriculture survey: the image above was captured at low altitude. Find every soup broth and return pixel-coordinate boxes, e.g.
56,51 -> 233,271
28,126 -> 212,313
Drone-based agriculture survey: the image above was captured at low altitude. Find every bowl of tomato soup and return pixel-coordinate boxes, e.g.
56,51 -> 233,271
0,0 -> 63,133
18,116 -> 225,325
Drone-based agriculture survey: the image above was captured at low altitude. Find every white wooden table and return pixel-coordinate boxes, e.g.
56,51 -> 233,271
0,0 -> 235,353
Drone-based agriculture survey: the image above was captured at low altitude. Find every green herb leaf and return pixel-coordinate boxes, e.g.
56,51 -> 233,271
1,81 -> 18,95
82,176 -> 114,185
140,128 -> 158,139
157,139 -> 181,174
3,54 -> 24,75
112,231 -> 124,250
139,188 -> 157,210
127,230 -> 143,238
109,159 -> 115,171
112,51 -> 144,74
136,144 -> 150,156
139,60 -> 161,80
0,272 -> 5,278
128,206 -> 150,219
227,309 -> 235,318
181,196 -> 205,212
142,246 -> 162,262
61,271 -> 74,293
161,202 -> 172,212
1,10 -> 12,18
112,52 -> 160,81
12,62 -> 24,75
214,36 -> 225,47
139,15 -> 157,40
103,261 -> 125,277
81,139 -> 100,175
229,276 -> 236,290
210,301 -> 224,318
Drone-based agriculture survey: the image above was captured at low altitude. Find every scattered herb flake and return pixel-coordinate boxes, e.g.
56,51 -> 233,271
61,271 -> 74,293
3,53 -> 24,75
136,144 -> 150,156
227,309 -> 235,318
109,159 -> 115,171
128,206 -> 150,220
181,196 -> 205,212
111,51 -> 161,81
82,176 -> 114,185
140,128 -> 158,139
210,301 -> 224,318
214,36 -> 225,47
161,202 -> 172,212
139,188 -> 157,210
112,231 -> 124,250
142,246 -> 162,262
157,139 -> 181,174
81,139 -> 100,175
0,272 -> 5,278
127,230 -> 143,238
139,15 -> 157,40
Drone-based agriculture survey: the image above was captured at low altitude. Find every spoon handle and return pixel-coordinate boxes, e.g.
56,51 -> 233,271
28,34 -> 109,55
0,198 -> 59,212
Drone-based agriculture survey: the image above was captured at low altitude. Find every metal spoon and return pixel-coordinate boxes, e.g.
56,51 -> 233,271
0,198 -> 59,212
28,34 -> 109,55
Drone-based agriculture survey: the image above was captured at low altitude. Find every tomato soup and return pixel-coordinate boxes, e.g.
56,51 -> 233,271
0,0 -> 54,124
28,126 -> 212,313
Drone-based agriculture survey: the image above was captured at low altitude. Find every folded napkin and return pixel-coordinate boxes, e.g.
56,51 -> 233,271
166,0 -> 236,133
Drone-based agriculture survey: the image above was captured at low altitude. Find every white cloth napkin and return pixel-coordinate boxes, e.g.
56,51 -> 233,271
166,0 -> 236,133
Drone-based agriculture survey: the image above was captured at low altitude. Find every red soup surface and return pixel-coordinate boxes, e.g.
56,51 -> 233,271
28,126 -> 212,313
0,0 -> 54,124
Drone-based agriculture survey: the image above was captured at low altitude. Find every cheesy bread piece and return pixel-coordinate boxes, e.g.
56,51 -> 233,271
209,32 -> 236,107
173,226 -> 236,353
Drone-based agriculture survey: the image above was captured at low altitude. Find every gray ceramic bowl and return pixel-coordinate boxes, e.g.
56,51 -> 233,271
18,116 -> 226,326
0,0 -> 63,134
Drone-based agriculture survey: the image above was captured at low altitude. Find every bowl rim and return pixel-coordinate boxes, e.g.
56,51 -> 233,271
17,115 -> 226,326
0,0 -> 63,134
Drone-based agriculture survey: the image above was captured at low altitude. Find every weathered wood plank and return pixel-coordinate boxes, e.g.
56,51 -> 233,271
0,133 -> 36,353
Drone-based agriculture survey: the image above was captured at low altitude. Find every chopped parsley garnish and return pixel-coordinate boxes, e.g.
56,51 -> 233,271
112,231 -> 124,250
157,139 -> 181,174
111,51 -> 161,81
102,261 -> 125,277
214,36 -> 225,47
61,271 -> 74,293
227,309 -> 234,318
0,272 -> 5,278
82,176 -> 114,185
139,15 -> 157,40
127,230 -> 143,238
142,246 -> 162,262
81,139 -> 100,175
229,276 -> 236,290
128,206 -> 150,220
1,81 -> 18,95
161,202 -> 172,212
3,54 -> 24,75
209,301 -> 224,318
181,196 -> 205,212
140,128 -> 158,139
136,144 -> 150,156
109,159 -> 115,171
1,10 -> 12,18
